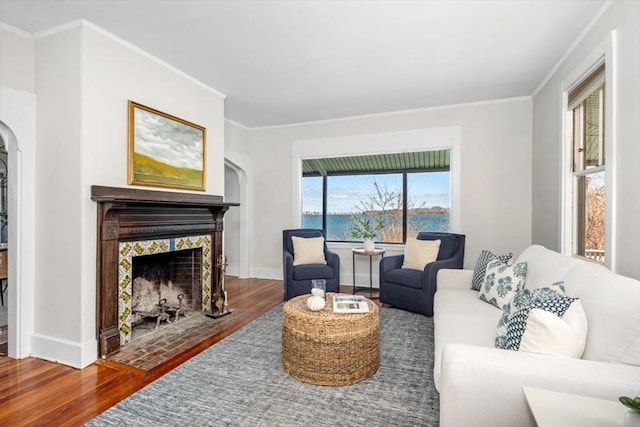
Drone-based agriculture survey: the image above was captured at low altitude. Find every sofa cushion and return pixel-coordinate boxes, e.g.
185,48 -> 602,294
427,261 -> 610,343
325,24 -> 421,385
292,264 -> 334,281
472,250 -> 514,291
562,261 -> 640,366
479,260 -> 527,310
291,236 -> 327,266
515,245 -> 583,289
402,238 -> 440,271
383,268 -> 423,289
433,289 -> 502,390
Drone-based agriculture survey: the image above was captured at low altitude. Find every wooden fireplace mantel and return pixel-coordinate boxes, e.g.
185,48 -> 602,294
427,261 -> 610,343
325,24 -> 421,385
91,185 -> 238,358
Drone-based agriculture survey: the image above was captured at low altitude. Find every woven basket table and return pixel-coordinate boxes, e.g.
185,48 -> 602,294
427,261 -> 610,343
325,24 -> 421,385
282,293 -> 379,386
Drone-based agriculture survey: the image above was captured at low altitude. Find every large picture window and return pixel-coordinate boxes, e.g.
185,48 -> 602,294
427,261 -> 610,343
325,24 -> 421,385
567,64 -> 605,262
302,151 -> 451,243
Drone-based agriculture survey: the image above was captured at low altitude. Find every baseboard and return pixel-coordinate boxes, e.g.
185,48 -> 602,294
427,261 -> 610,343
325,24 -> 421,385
247,268 -> 379,289
249,268 -> 281,280
31,333 -> 97,368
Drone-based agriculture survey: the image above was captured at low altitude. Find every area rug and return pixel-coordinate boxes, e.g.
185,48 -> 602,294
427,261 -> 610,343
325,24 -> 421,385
86,305 -> 439,427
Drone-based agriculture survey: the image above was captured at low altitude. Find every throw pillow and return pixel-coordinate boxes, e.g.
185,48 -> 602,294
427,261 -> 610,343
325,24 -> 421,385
512,281 -> 566,311
504,296 -> 588,358
496,281 -> 566,348
291,236 -> 327,266
478,259 -> 527,310
402,238 -> 441,271
471,250 -> 513,290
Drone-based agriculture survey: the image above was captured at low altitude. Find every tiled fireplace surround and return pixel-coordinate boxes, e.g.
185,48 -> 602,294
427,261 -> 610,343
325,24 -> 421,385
91,186 -> 237,358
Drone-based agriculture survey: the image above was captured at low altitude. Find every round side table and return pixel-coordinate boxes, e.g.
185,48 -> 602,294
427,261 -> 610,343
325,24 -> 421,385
282,293 -> 380,386
352,247 -> 385,298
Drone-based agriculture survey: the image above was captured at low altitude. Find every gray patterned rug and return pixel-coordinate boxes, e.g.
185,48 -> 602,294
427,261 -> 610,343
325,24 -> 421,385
86,305 -> 439,426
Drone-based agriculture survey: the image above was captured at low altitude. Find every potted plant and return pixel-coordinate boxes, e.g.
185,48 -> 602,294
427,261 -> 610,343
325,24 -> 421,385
351,214 -> 386,252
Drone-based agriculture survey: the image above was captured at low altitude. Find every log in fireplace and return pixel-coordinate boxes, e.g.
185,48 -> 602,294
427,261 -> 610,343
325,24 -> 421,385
91,185 -> 238,358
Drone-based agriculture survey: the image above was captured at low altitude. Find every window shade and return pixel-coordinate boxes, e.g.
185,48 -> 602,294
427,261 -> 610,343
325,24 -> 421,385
568,63 -> 605,110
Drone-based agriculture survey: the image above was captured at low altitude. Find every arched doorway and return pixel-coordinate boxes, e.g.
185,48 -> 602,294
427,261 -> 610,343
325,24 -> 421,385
1,86 -> 37,359
224,156 -> 250,278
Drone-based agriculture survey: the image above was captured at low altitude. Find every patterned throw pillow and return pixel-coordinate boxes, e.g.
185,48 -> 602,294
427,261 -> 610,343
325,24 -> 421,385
503,296 -> 581,353
478,259 -> 527,310
495,281 -> 567,348
471,250 -> 513,290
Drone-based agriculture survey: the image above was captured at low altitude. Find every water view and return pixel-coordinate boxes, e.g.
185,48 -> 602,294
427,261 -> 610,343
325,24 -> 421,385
302,213 -> 449,242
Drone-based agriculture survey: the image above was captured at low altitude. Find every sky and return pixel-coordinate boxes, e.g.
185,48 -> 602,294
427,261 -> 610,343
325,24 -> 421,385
303,171 -> 450,213
134,107 -> 203,170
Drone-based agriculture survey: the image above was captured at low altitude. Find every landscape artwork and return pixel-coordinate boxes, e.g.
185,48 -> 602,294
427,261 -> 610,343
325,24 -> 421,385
128,101 -> 206,191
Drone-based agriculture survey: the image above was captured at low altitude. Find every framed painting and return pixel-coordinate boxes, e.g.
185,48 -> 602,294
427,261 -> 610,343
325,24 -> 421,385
128,101 -> 206,191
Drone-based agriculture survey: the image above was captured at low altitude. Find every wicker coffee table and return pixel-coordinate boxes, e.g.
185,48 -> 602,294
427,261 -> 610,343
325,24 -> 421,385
282,293 -> 380,386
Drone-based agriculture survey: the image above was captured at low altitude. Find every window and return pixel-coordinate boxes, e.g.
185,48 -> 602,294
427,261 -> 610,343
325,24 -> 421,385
301,151 -> 451,243
567,64 -> 605,262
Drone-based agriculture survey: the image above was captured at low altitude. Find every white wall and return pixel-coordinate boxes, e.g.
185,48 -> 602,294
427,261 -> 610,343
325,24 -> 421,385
246,98 -> 532,282
28,21 -> 226,368
0,25 -> 34,92
532,1 -> 640,279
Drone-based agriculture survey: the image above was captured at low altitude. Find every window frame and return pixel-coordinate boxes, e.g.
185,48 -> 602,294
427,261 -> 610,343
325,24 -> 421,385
561,33 -> 616,269
291,127 -> 462,246
303,167 -> 451,244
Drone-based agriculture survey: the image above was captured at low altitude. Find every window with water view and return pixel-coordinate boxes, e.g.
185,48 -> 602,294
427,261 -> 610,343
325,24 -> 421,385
302,151 -> 451,243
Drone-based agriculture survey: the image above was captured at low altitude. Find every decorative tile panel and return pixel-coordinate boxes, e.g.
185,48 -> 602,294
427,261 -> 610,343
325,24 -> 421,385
117,235 -> 212,346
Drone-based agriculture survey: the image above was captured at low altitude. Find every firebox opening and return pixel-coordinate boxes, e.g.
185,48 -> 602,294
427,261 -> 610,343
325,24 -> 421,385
130,248 -> 203,341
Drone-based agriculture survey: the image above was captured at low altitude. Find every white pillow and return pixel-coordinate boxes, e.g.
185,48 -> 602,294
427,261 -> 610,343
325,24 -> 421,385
479,259 -> 528,310
402,239 -> 441,271
291,236 -> 327,266
519,300 -> 588,358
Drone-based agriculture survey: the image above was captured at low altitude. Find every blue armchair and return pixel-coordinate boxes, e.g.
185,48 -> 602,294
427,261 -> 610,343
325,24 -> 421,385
283,229 -> 341,300
379,232 -> 465,316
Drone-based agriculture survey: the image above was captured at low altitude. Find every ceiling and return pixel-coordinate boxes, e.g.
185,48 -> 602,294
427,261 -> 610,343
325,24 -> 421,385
0,0 -> 606,128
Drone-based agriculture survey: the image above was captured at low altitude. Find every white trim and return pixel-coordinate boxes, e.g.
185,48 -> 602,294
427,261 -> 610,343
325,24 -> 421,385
30,333 -> 94,369
532,1 -> 614,98
251,97 -> 529,131
224,118 -> 250,131
291,126 -> 462,233
560,31 -> 616,271
0,22 -> 35,39
250,267 -> 281,280
224,152 -> 251,278
33,20 -> 227,99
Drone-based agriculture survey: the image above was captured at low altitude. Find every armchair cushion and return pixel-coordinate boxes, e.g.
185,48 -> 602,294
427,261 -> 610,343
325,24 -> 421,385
291,235 -> 327,266
383,268 -> 423,289
293,264 -> 335,281
402,238 -> 441,271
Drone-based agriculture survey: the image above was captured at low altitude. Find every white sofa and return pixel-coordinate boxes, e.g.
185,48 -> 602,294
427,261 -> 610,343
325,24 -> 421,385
434,245 -> 640,427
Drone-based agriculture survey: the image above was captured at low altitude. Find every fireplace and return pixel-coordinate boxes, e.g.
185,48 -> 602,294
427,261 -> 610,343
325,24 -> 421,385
91,186 -> 237,358
120,238 -> 210,344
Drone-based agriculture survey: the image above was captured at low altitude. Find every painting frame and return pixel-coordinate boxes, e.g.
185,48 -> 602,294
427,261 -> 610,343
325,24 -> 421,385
128,100 -> 206,191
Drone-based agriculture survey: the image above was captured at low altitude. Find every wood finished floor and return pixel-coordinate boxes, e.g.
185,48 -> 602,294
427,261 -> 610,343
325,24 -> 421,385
0,277 -> 288,427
